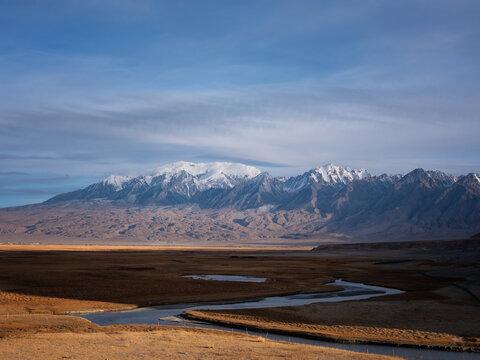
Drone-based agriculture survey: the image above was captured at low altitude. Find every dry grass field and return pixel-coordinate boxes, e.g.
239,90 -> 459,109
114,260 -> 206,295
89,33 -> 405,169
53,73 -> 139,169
0,315 -> 400,360
184,296 -> 480,351
0,245 -> 342,314
0,240 -> 478,357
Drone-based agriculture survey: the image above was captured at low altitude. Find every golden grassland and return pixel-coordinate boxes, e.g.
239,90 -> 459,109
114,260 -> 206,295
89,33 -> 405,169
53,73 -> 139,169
0,314 -> 400,360
0,241 -> 479,357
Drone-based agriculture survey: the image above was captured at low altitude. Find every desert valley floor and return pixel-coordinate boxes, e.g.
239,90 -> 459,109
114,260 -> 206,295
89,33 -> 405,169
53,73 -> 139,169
0,238 -> 479,359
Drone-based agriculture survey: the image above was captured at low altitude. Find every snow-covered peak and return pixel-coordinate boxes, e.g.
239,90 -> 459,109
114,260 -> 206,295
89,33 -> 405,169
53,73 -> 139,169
149,161 -> 261,179
100,162 -> 369,194
102,175 -> 133,191
282,163 -> 370,193
310,163 -> 369,184
102,162 -> 261,193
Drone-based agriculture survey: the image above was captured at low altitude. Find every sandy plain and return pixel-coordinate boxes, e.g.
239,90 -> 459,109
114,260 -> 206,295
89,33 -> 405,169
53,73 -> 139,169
0,239 -> 479,358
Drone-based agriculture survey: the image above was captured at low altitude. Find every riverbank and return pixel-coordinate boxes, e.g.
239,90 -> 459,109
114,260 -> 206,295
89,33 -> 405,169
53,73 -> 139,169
183,301 -> 480,352
0,314 -> 400,360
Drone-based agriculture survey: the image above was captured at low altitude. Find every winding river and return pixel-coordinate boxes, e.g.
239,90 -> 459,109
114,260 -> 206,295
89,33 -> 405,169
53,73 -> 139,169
78,279 -> 479,360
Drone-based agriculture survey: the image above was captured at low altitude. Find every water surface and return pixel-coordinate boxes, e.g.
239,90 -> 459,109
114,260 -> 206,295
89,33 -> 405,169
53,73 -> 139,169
183,274 -> 267,282
79,280 -> 478,360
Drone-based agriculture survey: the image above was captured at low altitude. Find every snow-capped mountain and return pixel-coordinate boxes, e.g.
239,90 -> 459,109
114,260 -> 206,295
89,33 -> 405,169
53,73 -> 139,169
13,161 -> 480,241
47,162 -> 373,206
48,161 -> 262,204
46,162 -> 479,229
148,161 -> 261,185
283,164 -> 369,193
103,161 -> 261,192
309,163 -> 369,184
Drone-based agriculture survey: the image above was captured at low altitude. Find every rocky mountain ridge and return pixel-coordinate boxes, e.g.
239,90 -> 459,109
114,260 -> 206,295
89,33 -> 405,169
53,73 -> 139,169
46,162 -> 374,208
1,161 -> 478,244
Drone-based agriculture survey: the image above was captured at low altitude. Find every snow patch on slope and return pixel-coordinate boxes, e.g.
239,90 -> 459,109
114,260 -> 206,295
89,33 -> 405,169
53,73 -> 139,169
102,175 -> 133,191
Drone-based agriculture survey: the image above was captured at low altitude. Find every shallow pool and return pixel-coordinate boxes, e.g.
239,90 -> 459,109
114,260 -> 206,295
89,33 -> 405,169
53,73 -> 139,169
183,274 -> 267,282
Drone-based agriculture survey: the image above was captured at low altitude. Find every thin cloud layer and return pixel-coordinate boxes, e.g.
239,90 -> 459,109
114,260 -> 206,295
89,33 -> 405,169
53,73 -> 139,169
0,0 -> 479,206
3,86 -> 479,170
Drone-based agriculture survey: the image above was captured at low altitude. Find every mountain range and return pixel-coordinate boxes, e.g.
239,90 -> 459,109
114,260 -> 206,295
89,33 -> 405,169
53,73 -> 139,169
0,161 -> 479,245
46,161 -> 374,208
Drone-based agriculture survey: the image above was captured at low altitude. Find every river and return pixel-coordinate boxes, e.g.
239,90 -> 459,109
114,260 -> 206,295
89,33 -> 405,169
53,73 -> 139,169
78,279 -> 479,360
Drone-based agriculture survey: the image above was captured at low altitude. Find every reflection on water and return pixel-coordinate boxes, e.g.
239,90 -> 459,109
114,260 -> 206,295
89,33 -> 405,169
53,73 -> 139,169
183,274 -> 267,282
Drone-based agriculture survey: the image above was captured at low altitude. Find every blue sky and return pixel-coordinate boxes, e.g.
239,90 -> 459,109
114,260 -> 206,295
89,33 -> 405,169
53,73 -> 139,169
1,0 -> 479,207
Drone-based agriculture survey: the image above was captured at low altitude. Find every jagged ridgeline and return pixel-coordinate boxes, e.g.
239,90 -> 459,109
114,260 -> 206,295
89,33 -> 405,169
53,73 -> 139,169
47,161 -> 371,208
5,161 -> 480,242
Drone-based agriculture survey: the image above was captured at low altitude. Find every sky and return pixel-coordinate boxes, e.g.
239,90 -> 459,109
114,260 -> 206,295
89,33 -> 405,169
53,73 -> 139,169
0,0 -> 479,207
